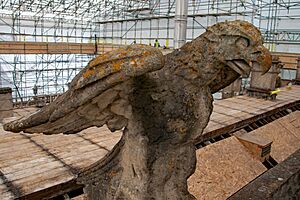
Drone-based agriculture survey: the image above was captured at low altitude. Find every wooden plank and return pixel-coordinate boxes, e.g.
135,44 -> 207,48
0,41 -> 124,54
3,149 -> 104,182
0,140 -> 111,170
1,150 -> 104,198
14,167 -> 74,195
20,179 -> 81,200
271,52 -> 300,69
0,128 -> 121,198
0,128 -> 116,150
228,148 -> 300,200
249,111 -> 300,163
202,85 -> 300,137
0,132 -> 119,166
235,131 -> 272,161
0,134 -> 119,170
0,134 -> 27,143
2,149 -> 105,191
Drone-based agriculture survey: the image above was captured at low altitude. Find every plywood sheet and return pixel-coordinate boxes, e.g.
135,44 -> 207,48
188,137 -> 266,200
249,111 -> 300,163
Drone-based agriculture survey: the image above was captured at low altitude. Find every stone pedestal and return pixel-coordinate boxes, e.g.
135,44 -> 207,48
293,58 -> 300,85
247,56 -> 283,100
0,87 -> 13,121
222,77 -> 242,99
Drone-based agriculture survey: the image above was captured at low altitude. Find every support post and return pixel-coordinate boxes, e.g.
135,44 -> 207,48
174,0 -> 188,49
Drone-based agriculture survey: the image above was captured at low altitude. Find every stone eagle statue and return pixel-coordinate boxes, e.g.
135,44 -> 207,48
4,20 -> 271,200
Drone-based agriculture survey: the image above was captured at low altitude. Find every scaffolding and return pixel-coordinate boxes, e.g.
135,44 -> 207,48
0,0 -> 299,103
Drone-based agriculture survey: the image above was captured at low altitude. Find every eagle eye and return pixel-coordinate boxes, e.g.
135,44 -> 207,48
236,37 -> 250,49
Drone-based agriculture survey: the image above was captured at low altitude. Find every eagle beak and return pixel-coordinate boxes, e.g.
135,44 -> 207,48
226,45 -> 272,76
226,59 -> 251,77
254,47 -> 272,75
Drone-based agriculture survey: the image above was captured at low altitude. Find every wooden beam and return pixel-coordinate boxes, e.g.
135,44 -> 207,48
271,52 -> 300,69
0,42 -> 299,70
234,131 -> 273,162
0,41 -> 123,54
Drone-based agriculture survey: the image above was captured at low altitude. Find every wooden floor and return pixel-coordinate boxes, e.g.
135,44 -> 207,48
0,86 -> 299,200
201,85 -> 300,142
188,136 -> 267,200
0,126 -> 122,200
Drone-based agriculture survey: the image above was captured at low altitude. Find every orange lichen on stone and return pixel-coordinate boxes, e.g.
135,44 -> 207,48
118,73 -> 126,81
257,48 -> 272,69
130,59 -> 138,68
89,53 -> 109,67
119,50 -> 129,57
168,160 -> 174,171
179,127 -> 187,134
83,68 -> 95,78
112,60 -> 123,72
136,58 -> 145,68
98,67 -> 105,77
108,170 -> 118,178
143,51 -> 151,56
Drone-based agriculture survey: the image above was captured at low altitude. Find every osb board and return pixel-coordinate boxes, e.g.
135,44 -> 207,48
0,126 -> 122,200
188,137 -> 266,200
249,111 -> 300,163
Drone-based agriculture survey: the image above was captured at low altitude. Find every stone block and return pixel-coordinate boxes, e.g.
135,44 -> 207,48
247,56 -> 283,100
222,77 -> 242,99
0,87 -> 13,120
293,57 -> 300,85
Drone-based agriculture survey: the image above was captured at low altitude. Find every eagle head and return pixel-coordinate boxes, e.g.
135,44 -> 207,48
204,20 -> 272,76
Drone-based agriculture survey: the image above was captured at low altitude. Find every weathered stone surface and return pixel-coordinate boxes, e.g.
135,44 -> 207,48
293,57 -> 300,84
0,87 -> 13,120
222,77 -> 242,99
248,55 -> 283,100
3,20 -> 272,200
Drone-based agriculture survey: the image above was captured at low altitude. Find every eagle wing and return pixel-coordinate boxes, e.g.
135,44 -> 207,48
4,45 -> 164,134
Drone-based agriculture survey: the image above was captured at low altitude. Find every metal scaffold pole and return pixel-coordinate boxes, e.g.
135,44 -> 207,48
174,0 -> 188,49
